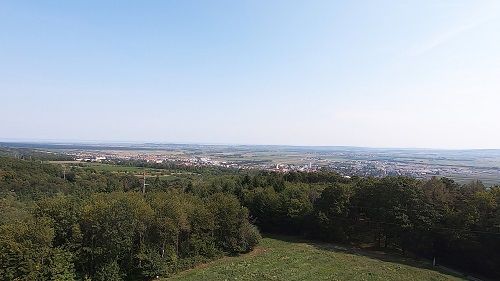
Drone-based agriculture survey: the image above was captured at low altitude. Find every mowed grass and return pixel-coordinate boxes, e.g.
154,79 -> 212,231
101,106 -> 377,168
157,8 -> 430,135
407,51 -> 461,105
49,161 -> 150,173
50,161 -> 174,177
165,237 -> 463,281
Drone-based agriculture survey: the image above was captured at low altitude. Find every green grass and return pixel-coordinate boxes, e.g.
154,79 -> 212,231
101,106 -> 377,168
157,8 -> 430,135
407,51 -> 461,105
165,237 -> 464,281
50,161 -> 204,181
50,161 -> 171,176
49,161 -> 146,172
81,163 -> 155,173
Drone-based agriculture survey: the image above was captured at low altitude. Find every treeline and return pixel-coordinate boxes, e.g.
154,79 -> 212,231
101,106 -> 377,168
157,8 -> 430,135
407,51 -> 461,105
1,155 -> 500,279
103,159 -> 239,177
236,172 -> 500,279
0,146 -> 74,161
0,157 -> 260,280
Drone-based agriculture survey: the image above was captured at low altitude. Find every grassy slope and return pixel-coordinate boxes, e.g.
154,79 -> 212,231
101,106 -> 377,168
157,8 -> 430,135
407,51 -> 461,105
49,161 -> 176,178
165,237 -> 463,281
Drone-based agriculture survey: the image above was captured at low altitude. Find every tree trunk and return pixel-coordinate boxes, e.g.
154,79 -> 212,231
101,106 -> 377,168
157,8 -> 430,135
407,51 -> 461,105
161,240 -> 166,258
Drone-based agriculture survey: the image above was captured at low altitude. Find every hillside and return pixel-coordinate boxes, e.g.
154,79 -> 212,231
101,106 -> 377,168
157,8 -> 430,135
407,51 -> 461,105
1,155 -> 497,280
166,237 -> 463,281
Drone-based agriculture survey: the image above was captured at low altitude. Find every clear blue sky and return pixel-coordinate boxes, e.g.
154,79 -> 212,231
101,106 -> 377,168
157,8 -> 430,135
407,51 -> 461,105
1,1 -> 499,149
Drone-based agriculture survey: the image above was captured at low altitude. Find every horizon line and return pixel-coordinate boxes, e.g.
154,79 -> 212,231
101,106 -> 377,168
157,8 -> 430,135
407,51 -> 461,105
0,138 -> 499,151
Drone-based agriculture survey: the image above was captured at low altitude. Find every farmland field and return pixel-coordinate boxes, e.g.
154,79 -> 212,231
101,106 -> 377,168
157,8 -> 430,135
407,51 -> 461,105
165,237 -> 463,281
48,161 -> 176,178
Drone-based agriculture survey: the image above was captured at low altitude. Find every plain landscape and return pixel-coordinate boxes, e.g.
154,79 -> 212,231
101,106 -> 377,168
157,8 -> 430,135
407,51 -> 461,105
0,143 -> 499,280
2,1 -> 500,281
3,142 -> 499,185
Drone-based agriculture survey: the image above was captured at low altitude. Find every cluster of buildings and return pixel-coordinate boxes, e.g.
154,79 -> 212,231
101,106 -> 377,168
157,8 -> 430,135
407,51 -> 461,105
74,155 -> 107,162
269,162 -> 318,173
61,147 -> 500,185
328,160 -> 441,178
326,159 -> 500,185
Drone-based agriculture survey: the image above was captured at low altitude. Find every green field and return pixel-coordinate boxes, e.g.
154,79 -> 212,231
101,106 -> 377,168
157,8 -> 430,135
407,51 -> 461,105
49,161 -> 154,172
48,161 -> 176,178
165,237 -> 463,281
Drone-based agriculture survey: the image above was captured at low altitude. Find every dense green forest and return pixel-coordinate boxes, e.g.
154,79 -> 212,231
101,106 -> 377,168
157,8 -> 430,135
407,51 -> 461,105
1,155 -> 499,280
0,157 -> 260,280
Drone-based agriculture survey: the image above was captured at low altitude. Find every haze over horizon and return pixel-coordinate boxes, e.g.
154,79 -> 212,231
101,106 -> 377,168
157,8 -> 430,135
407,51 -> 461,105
2,1 -> 500,149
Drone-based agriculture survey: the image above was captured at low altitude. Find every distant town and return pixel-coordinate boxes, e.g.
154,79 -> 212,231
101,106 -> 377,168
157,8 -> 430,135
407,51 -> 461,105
2,142 -> 499,186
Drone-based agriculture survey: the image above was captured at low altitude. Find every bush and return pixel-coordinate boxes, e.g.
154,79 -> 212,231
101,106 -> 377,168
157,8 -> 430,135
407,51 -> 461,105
240,223 -> 262,252
94,260 -> 122,281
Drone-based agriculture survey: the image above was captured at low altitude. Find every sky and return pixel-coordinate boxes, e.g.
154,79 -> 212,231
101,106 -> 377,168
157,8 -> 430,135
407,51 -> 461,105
1,1 -> 500,149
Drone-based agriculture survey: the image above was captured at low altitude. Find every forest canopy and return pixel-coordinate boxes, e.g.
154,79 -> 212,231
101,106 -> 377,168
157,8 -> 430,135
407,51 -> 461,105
0,156 -> 499,280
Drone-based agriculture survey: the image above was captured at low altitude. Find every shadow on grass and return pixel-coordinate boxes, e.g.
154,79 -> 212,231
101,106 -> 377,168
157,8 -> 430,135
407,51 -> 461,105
264,234 -> 469,280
